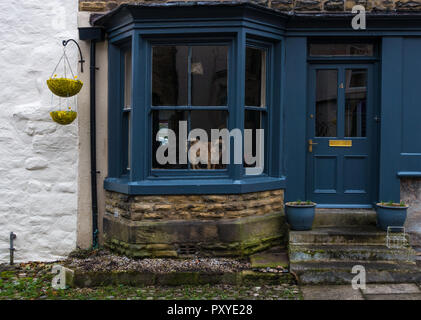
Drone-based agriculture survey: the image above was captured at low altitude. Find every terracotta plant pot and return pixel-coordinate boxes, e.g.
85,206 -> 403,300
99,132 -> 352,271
376,203 -> 408,231
285,201 -> 316,231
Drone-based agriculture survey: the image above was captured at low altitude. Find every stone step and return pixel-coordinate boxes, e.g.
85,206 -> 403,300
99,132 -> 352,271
289,244 -> 416,263
290,260 -> 421,285
289,226 -> 386,245
313,209 -> 376,227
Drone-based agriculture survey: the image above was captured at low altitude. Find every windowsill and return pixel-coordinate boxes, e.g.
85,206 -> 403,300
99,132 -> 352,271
104,176 -> 286,195
397,171 -> 421,178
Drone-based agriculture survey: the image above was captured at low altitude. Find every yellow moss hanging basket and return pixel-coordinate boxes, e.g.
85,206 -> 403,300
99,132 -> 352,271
47,77 -> 83,98
50,110 -> 78,125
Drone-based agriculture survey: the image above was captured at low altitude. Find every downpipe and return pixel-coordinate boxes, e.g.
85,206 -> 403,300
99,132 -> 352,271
90,39 -> 99,249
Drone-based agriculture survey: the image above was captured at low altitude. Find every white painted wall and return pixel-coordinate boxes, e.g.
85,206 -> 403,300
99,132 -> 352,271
0,0 -> 79,262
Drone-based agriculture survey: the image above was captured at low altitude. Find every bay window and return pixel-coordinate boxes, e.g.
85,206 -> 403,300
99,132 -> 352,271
104,6 -> 285,194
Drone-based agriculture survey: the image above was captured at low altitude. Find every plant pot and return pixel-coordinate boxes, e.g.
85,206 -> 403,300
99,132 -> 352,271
47,78 -> 83,97
285,202 -> 316,231
375,203 -> 408,231
50,110 -> 77,125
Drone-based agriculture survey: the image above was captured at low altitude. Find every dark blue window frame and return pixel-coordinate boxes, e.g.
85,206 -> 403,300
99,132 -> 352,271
146,37 -> 234,179
103,9 -> 286,195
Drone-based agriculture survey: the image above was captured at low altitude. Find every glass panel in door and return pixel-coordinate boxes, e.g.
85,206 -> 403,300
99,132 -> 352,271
315,69 -> 338,137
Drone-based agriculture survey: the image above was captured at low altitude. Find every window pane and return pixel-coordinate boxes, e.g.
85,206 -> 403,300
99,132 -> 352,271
316,69 -> 338,137
190,110 -> 228,169
244,110 -> 262,168
309,43 -> 374,57
123,112 -> 131,171
152,46 -> 188,106
245,47 -> 266,107
152,110 -> 188,169
124,48 -> 132,109
123,48 -> 132,173
191,46 -> 228,106
345,69 -> 367,137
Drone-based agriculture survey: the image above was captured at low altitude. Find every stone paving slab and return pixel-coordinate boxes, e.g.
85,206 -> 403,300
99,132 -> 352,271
361,283 -> 421,295
364,293 -> 421,300
301,285 -> 364,300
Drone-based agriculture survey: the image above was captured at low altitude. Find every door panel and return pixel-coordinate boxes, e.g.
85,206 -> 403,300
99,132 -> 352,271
306,64 -> 374,205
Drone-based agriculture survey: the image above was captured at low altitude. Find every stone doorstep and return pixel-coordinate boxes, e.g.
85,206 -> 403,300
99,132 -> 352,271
313,209 -> 377,227
67,269 -> 296,288
289,226 -> 387,245
289,244 -> 417,263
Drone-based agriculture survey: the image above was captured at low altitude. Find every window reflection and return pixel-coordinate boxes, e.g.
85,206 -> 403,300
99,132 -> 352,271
316,69 -> 338,137
309,43 -> 374,57
191,46 -> 228,106
345,69 -> 367,137
245,47 -> 266,107
152,46 -> 188,106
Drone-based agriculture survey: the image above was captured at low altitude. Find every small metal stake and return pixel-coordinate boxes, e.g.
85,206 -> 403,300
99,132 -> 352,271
9,232 -> 16,265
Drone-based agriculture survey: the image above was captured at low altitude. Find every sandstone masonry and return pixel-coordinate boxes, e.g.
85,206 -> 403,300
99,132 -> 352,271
105,189 -> 284,221
103,189 -> 286,258
79,0 -> 421,12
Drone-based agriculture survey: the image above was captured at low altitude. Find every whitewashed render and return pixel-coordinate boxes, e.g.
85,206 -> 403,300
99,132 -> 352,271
0,0 -> 79,262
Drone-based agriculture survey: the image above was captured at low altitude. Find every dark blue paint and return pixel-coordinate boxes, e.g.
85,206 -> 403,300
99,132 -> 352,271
306,64 -> 376,205
376,204 -> 408,231
284,37 -> 308,202
285,203 -> 316,231
99,4 -> 421,200
379,38 -> 403,203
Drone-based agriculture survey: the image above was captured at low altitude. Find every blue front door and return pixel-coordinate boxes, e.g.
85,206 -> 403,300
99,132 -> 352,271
306,64 -> 377,206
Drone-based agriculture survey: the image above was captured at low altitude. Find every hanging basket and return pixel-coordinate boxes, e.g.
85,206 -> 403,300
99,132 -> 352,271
47,77 -> 83,98
50,110 -> 78,125
47,44 -> 83,98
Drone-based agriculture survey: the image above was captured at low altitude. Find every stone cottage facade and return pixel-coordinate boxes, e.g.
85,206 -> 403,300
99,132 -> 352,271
0,1 -> 79,262
1,0 -> 421,263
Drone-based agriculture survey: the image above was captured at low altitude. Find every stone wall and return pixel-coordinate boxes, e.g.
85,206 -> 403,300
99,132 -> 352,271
401,178 -> 421,247
105,189 -> 284,221
103,189 -> 286,258
0,0 -> 79,262
79,0 -> 421,12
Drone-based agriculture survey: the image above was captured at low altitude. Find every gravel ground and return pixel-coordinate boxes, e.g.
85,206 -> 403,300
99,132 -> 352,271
65,249 -> 252,273
0,261 -> 301,300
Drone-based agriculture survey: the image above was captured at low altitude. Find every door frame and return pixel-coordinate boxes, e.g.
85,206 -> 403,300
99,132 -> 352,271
305,61 -> 381,208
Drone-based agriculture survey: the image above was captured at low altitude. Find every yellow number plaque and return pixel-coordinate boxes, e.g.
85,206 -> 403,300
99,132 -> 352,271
329,140 -> 352,147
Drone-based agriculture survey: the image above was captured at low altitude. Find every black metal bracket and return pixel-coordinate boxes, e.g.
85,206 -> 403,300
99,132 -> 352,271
63,39 -> 85,73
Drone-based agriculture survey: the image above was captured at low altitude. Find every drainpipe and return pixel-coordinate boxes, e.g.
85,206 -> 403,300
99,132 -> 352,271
79,27 -> 104,249
90,39 -> 99,249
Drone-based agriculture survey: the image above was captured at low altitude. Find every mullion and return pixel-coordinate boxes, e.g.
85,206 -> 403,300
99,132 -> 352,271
187,46 -> 192,170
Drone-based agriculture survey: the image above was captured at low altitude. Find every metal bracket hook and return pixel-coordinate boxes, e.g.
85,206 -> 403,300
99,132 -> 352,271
62,39 -> 85,73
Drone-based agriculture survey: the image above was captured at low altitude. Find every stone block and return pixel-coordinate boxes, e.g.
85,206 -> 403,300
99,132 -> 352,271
294,0 -> 322,11
323,0 -> 345,10
103,212 -> 286,258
